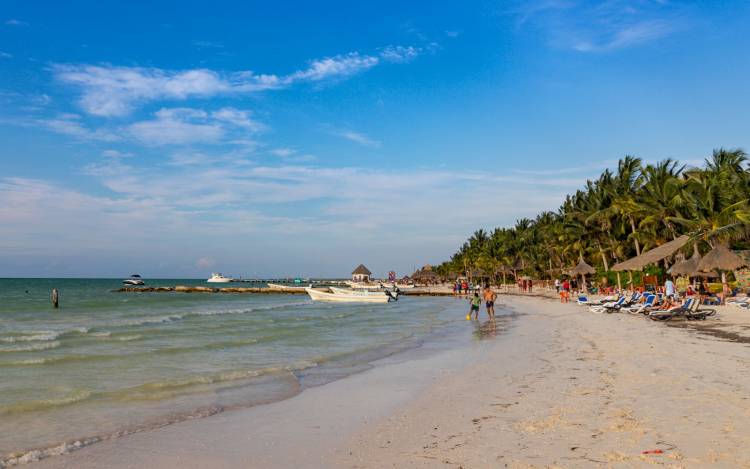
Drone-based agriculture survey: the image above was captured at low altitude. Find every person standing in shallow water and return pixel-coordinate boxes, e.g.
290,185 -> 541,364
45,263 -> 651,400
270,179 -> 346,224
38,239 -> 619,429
469,292 -> 481,320
483,284 -> 497,318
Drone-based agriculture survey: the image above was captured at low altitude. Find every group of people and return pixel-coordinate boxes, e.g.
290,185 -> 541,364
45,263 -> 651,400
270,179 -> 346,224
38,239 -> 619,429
517,278 -> 533,292
554,278 -> 581,303
467,284 -> 497,320
665,277 -> 733,305
453,280 -> 481,296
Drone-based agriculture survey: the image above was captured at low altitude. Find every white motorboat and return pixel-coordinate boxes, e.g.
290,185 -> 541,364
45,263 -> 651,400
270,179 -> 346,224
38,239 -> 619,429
380,282 -> 414,289
123,274 -> 145,286
344,281 -> 385,291
207,273 -> 233,283
329,286 -> 397,299
306,287 -> 391,303
267,282 -> 309,292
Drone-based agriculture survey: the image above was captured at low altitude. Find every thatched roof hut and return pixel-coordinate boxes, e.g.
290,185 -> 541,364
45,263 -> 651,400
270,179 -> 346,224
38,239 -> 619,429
612,235 -> 691,272
668,250 -> 701,276
569,258 -> 596,276
412,267 -> 439,284
351,264 -> 372,282
698,245 -> 747,272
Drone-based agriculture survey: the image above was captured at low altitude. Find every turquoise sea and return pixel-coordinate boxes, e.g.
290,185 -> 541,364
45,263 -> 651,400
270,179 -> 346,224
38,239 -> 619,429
0,278 -> 500,464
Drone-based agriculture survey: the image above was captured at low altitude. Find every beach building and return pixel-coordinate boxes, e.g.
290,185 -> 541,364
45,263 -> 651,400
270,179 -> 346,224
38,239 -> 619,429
352,264 -> 372,282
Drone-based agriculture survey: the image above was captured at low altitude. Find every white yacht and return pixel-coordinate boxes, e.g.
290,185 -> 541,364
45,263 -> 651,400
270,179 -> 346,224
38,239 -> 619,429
207,273 -> 233,283
123,274 -> 145,286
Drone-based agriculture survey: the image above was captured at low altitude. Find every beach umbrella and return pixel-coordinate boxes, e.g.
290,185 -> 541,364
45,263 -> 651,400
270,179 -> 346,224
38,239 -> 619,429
612,235 -> 691,272
697,244 -> 747,299
569,258 -> 595,293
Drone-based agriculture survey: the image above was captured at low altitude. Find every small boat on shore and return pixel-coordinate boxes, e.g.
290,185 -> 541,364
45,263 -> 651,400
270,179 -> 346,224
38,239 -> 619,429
267,282 -> 309,292
305,287 -> 391,303
344,281 -> 385,291
122,275 -> 145,286
329,286 -> 397,299
207,273 -> 233,283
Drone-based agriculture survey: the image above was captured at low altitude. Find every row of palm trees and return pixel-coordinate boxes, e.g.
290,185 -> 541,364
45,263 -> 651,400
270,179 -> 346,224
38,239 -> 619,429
434,149 -> 750,284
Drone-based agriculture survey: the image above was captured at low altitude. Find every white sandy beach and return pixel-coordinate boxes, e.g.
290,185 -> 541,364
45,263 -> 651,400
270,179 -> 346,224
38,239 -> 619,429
30,294 -> 750,468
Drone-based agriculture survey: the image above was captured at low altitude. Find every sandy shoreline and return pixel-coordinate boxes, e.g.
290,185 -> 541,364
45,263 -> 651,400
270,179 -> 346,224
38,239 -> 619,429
29,294 -> 750,468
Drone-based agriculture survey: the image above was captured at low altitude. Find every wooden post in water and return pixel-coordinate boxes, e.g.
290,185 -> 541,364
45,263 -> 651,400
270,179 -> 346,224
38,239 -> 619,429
51,288 -> 59,308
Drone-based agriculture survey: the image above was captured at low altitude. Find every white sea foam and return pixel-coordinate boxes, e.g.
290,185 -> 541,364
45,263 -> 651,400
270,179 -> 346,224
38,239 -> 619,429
0,341 -> 61,353
0,332 -> 60,343
117,301 -> 309,328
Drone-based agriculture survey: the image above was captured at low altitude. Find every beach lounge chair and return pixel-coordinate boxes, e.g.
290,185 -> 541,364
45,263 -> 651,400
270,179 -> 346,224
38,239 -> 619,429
626,294 -> 656,314
619,291 -> 642,308
727,297 -> 750,308
687,298 -> 716,319
577,295 -> 605,306
649,298 -> 695,321
589,295 -> 626,313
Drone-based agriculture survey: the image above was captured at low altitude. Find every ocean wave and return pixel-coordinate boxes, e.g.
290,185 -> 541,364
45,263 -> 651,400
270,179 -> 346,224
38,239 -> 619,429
0,331 -> 60,343
116,335 -> 142,341
0,327 -> 90,345
116,301 -> 310,328
0,341 -> 60,353
0,389 -> 92,416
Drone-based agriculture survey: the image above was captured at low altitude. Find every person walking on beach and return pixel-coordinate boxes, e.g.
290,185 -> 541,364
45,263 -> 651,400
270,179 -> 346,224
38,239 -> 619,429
469,292 -> 481,320
664,276 -> 676,299
554,278 -> 560,293
561,279 -> 570,303
483,284 -> 497,318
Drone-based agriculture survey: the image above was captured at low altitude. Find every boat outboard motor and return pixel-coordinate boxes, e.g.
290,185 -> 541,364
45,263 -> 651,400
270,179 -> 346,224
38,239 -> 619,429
385,290 -> 398,301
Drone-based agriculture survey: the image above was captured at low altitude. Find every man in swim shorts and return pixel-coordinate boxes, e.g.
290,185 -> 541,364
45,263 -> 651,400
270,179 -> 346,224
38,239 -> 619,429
483,284 -> 496,318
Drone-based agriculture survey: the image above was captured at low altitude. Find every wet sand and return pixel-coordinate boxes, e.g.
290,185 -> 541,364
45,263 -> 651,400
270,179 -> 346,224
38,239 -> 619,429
30,295 -> 750,468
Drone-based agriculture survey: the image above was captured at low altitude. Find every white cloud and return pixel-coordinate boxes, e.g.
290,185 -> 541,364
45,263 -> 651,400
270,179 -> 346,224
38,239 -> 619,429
379,45 -> 420,63
0,51 -> 12,59
270,148 -> 295,157
514,0 -> 686,52
38,114 -> 119,142
445,30 -> 461,38
196,256 -> 217,268
0,161 -> 590,276
102,149 -> 133,158
192,40 -> 223,49
53,46 -> 421,116
211,107 -> 264,131
128,108 -> 224,145
287,53 -> 379,82
5,19 -> 28,26
127,107 -> 262,146
335,129 -> 381,148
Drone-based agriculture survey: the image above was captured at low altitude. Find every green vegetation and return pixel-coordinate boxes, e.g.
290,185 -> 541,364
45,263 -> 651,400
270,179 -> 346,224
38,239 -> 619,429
436,149 -> 750,282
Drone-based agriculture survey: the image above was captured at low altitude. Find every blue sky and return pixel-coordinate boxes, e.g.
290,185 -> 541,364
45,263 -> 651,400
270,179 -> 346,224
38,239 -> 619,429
1,0 -> 750,278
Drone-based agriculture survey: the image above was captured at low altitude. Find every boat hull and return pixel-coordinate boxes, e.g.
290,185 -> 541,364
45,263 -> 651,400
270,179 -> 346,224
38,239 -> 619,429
305,288 -> 390,303
267,283 -> 308,292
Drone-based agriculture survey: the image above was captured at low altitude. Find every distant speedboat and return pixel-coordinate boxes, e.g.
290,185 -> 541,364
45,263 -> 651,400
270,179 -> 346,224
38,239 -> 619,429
123,274 -> 145,286
207,273 -> 233,283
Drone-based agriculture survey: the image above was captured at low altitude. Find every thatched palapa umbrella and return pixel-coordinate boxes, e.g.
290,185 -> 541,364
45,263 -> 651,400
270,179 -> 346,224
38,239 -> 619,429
697,244 -> 748,301
668,251 -> 700,276
412,265 -> 439,285
495,265 -> 511,289
570,257 -> 596,293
